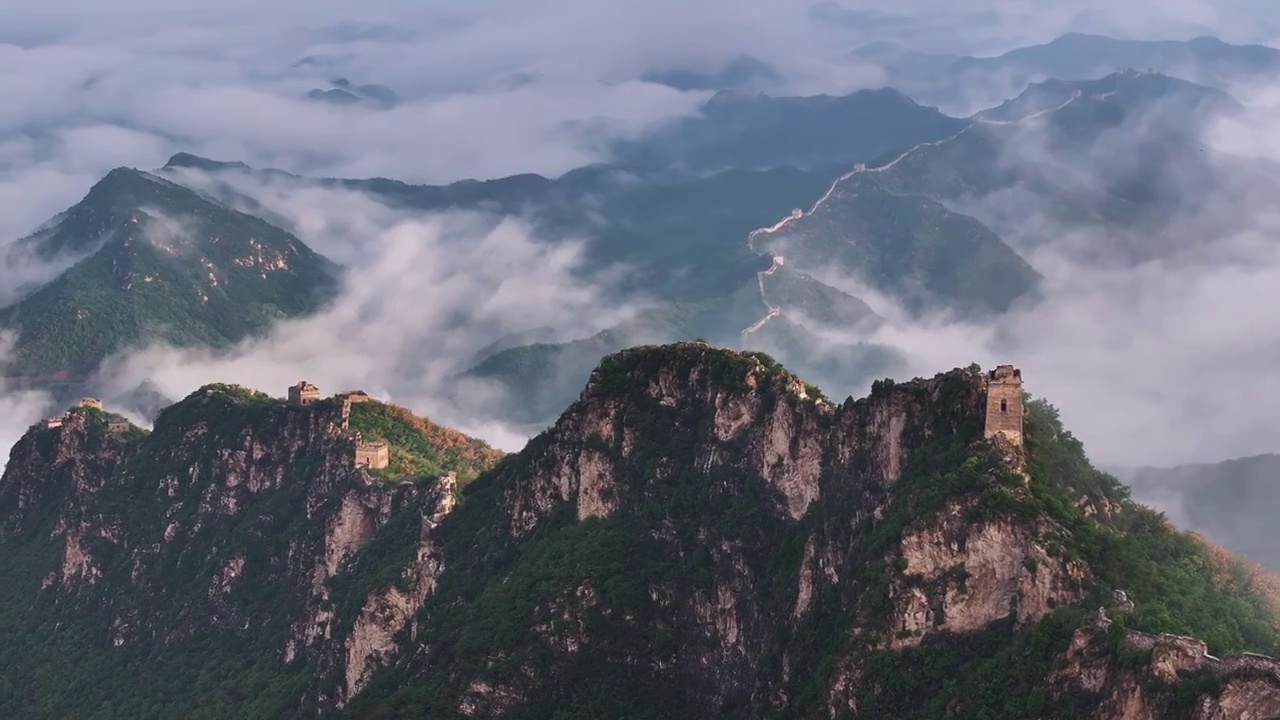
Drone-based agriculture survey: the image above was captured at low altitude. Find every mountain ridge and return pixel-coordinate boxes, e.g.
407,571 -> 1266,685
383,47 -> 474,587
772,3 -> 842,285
0,345 -> 1277,718
863,31 -> 1280,112
116,70 -> 1257,437
0,166 -> 341,379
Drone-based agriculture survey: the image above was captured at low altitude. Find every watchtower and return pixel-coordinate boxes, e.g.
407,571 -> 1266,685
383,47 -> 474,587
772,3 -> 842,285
353,432 -> 390,470
288,381 -> 320,406
983,365 -> 1023,447
77,398 -> 103,410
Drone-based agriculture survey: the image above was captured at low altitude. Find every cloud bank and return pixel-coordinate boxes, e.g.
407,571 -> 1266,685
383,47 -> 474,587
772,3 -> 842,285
781,88 -> 1280,468
80,179 -> 643,452
8,0 -> 1280,241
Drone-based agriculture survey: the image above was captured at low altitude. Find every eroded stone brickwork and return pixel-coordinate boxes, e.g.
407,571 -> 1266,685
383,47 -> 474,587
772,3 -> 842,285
984,365 -> 1023,447
353,434 -> 390,470
289,381 -> 321,406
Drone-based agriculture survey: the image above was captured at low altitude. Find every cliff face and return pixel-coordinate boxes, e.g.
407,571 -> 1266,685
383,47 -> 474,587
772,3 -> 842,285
0,344 -> 1277,720
0,385 -> 499,718
342,344 -> 1280,718
1052,627 -> 1280,720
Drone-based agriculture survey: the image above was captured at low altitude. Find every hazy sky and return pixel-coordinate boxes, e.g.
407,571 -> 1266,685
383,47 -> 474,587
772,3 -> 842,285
5,0 -> 1280,237
4,1 -> 1280,465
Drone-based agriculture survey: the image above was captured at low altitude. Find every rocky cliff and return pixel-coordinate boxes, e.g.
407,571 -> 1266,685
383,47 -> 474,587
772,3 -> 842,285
0,384 -> 500,718
0,344 -> 1277,719
1052,626 -> 1280,719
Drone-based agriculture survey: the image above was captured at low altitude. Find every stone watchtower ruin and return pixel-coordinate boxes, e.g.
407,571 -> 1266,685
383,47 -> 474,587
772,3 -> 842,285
983,365 -> 1024,447
288,381 -> 320,406
352,432 -> 390,470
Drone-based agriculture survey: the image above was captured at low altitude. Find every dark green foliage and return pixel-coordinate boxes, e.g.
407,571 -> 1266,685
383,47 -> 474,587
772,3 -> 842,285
345,349 -> 816,719
342,360 -> 990,717
1023,397 -> 1131,505
0,384 -> 503,720
0,392 -> 319,719
855,612 -> 1096,720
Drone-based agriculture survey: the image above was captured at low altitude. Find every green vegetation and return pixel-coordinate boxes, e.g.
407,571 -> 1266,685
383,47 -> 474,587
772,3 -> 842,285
1023,397 -> 1278,656
760,266 -> 880,328
837,391 -> 1279,718
0,349 -> 1276,719
347,400 -> 504,484
0,387 -> 314,719
348,356 -> 1278,718
0,168 -> 339,377
856,612 -> 1097,719
0,379 -> 511,719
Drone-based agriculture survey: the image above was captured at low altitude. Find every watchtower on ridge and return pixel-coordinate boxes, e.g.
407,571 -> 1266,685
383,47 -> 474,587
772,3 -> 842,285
288,381 -> 320,406
983,365 -> 1024,447
352,431 -> 390,470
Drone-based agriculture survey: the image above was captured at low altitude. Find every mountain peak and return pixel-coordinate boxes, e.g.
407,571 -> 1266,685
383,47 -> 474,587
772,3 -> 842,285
10,167 -> 161,260
580,341 -> 821,402
163,152 -> 252,173
618,85 -> 965,174
0,167 -> 340,378
87,165 -> 157,199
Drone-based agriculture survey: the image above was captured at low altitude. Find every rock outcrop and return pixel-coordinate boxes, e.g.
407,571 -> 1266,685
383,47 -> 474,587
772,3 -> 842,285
889,497 -> 1088,648
0,345 -> 1277,719
1053,628 -> 1280,720
0,384 -> 498,718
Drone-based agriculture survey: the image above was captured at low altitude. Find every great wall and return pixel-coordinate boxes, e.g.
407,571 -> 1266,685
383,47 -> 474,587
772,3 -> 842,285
289,381 -> 390,470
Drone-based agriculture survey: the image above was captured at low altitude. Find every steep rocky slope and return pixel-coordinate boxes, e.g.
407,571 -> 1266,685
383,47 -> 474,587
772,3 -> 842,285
0,344 -> 1276,719
0,385 -> 501,718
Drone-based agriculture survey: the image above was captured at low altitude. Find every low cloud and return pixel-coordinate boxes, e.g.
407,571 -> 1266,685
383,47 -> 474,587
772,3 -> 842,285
0,333 -> 55,465
90,181 -> 644,451
762,86 -> 1280,469
849,238 -> 1280,468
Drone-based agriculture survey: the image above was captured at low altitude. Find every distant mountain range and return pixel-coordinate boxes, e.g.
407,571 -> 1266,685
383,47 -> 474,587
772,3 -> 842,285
3,56 -> 1271,440
639,34 -> 1280,116
831,69 -> 1280,270
611,87 -> 965,176
477,69 -> 1267,425
1119,453 -> 1280,572
640,54 -> 782,93
852,32 -> 1280,113
305,77 -> 402,109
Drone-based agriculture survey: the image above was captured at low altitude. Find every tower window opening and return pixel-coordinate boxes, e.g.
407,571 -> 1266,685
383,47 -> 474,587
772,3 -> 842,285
1000,399 -> 1008,413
